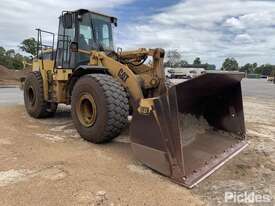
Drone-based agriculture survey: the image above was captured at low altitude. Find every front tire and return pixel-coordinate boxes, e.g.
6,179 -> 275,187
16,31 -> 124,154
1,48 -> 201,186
24,71 -> 57,118
71,74 -> 129,143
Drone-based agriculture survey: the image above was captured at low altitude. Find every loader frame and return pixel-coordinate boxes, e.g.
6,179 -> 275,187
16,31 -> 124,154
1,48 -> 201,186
25,9 -> 248,188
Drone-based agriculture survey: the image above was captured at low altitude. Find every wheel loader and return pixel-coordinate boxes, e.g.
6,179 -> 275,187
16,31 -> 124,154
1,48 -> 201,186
23,9 -> 248,188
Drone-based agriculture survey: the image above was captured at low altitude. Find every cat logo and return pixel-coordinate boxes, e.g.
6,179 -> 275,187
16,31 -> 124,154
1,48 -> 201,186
118,68 -> 129,82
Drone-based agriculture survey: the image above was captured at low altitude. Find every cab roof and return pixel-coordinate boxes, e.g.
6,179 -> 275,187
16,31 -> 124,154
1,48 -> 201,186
61,9 -> 117,23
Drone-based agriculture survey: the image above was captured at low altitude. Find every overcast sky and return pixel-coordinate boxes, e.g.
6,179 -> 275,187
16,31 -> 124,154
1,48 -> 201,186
0,0 -> 275,68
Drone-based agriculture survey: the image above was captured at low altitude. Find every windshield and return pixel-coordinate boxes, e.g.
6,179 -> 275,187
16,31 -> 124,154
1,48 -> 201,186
79,13 -> 114,51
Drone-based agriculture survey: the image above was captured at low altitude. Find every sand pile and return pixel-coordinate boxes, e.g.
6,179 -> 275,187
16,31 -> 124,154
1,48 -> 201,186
178,114 -> 212,145
0,65 -> 15,80
0,65 -> 30,85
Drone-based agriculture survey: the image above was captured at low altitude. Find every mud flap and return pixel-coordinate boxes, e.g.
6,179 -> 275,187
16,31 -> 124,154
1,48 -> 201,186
130,72 -> 248,188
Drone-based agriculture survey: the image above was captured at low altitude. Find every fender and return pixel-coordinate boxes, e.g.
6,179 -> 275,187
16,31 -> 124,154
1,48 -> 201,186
66,65 -> 110,103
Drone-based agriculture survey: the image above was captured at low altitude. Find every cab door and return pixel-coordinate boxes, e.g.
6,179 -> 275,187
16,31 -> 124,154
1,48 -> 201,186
56,15 -> 76,69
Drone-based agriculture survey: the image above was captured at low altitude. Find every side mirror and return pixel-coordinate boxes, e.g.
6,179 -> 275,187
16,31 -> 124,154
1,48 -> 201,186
63,13 -> 73,29
111,17 -> 118,27
70,42 -> 78,52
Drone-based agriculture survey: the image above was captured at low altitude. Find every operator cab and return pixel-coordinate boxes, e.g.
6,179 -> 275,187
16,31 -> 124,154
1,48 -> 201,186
56,9 -> 117,68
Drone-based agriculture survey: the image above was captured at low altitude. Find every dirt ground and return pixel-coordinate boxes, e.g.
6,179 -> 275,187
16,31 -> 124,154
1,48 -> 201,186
0,90 -> 274,205
193,96 -> 275,206
0,105 -> 203,206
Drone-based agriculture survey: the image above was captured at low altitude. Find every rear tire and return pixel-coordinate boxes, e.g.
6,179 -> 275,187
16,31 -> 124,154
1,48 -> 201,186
24,71 -> 57,118
71,74 -> 129,143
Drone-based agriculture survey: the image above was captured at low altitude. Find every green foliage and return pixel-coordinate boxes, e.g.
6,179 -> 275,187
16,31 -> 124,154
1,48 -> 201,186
174,60 -> 189,67
0,47 -> 27,70
239,63 -> 253,73
164,51 -> 275,76
238,63 -> 275,76
0,47 -> 5,56
0,37 -> 35,70
239,63 -> 258,74
164,59 -> 189,68
6,49 -> 15,57
164,53 -> 216,70
254,64 -> 275,76
221,58 -> 239,71
178,60 -> 188,66
193,57 -> 201,65
252,62 -> 258,69
19,37 -> 37,56
205,63 -> 216,70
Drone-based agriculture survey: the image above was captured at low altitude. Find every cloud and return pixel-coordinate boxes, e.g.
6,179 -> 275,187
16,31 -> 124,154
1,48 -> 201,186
234,34 -> 253,44
224,17 -> 244,30
0,0 -> 133,49
1,0 -> 275,68
117,0 -> 275,67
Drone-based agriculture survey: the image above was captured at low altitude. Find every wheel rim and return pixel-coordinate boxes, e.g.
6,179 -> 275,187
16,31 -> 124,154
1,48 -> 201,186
76,93 -> 97,127
27,86 -> 36,106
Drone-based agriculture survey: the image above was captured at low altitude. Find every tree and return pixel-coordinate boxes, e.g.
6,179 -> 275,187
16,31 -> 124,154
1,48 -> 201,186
193,57 -> 201,65
254,64 -> 274,76
239,63 -> 253,74
221,58 -> 239,71
0,46 -> 25,70
205,64 -> 216,70
0,47 -> 5,56
6,49 -> 15,58
14,53 -> 24,62
239,62 -> 259,74
166,50 -> 181,67
12,58 -> 24,70
19,37 -> 37,56
174,60 -> 188,67
252,63 -> 257,70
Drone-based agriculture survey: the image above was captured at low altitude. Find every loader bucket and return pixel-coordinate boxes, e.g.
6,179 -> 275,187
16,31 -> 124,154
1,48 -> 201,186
130,72 -> 248,188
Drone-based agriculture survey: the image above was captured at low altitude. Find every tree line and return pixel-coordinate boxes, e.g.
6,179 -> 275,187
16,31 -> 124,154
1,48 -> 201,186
0,47 -> 26,70
0,37 -> 36,70
164,50 -> 275,77
1,40 -> 275,77
221,57 -> 275,77
164,50 -> 216,70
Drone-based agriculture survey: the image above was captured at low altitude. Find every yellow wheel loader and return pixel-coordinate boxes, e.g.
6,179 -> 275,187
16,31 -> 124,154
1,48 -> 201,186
23,9 -> 248,188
